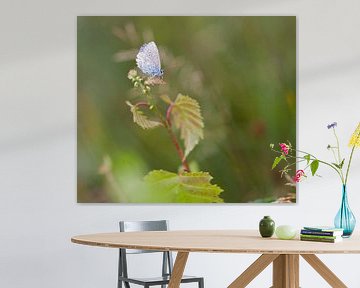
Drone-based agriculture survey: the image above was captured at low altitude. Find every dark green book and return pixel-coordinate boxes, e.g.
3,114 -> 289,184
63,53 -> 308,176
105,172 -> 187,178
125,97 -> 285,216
300,234 -> 339,240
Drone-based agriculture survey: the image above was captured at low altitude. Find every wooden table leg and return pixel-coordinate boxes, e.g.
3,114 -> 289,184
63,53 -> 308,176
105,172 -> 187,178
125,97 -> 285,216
301,254 -> 347,288
273,254 -> 286,287
273,254 -> 299,288
288,254 -> 299,288
168,252 -> 189,288
228,254 -> 279,288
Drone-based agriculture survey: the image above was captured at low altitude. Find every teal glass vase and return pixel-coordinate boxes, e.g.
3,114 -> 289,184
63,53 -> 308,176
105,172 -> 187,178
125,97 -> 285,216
334,185 -> 356,237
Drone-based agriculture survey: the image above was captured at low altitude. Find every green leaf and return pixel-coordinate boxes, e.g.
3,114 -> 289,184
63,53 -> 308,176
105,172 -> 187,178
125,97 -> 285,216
332,159 -> 345,169
339,158 -> 345,169
126,101 -> 162,129
170,94 -> 204,159
272,155 -> 285,169
160,94 -> 172,104
332,163 -> 340,169
144,170 -> 223,203
310,160 -> 319,176
304,154 -> 311,164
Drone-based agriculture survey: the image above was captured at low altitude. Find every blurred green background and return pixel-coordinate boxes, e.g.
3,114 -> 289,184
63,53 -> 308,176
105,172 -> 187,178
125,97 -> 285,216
77,16 -> 296,203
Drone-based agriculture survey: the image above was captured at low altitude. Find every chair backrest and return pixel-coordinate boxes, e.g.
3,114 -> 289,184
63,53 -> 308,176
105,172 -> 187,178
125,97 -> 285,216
118,220 -> 174,281
119,220 -> 169,254
120,220 -> 168,232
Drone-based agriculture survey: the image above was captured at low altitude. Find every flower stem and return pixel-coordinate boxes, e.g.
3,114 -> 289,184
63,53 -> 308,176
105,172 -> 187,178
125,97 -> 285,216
272,148 -> 343,182
332,128 -> 345,181
330,147 -> 337,162
284,159 -> 305,169
333,128 -> 342,163
345,145 -> 356,185
294,149 -> 343,181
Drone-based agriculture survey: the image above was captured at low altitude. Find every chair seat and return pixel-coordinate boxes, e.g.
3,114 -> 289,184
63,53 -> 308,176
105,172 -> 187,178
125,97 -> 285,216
119,275 -> 202,285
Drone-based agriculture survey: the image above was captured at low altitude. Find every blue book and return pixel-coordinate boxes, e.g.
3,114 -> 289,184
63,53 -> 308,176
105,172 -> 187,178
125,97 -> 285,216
302,226 -> 343,237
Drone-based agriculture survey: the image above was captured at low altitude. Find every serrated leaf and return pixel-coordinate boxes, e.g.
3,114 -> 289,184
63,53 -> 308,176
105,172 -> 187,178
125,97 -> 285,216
304,154 -> 311,164
310,160 -> 319,176
170,94 -> 204,159
126,101 -> 162,129
144,169 -> 223,203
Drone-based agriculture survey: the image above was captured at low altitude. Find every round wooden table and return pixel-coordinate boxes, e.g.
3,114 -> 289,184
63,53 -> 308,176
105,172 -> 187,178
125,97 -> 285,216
72,230 -> 360,288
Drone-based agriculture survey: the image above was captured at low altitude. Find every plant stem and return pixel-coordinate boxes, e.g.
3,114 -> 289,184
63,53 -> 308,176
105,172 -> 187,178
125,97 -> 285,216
345,145 -> 356,185
293,148 -> 344,181
284,159 -> 305,169
333,128 -> 342,163
141,81 -> 190,172
330,148 -> 338,164
332,128 -> 345,181
156,104 -> 190,172
134,101 -> 150,108
272,148 -> 343,181
166,125 -> 190,171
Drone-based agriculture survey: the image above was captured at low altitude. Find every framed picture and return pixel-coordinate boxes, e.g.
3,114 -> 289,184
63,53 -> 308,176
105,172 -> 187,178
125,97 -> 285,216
77,16 -> 296,203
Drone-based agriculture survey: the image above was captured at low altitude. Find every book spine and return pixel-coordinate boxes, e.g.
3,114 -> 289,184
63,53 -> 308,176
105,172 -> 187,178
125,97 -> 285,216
301,230 -> 336,236
300,237 -> 337,243
300,234 -> 338,240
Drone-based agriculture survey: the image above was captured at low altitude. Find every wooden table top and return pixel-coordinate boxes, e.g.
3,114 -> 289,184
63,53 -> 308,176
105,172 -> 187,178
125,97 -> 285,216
71,230 -> 360,254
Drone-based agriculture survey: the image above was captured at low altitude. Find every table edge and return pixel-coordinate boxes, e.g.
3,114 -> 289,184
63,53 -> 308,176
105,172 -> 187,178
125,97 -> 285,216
71,236 -> 360,254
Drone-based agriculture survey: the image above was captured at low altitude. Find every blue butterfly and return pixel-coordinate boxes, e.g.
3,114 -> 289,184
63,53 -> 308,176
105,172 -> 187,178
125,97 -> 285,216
136,41 -> 164,77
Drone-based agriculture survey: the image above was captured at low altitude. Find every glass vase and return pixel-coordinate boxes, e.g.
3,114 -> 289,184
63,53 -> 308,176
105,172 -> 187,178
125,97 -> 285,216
334,185 -> 356,237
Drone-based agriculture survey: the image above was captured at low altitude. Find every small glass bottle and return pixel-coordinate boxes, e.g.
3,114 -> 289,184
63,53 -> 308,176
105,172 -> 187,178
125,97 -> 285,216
259,216 -> 275,238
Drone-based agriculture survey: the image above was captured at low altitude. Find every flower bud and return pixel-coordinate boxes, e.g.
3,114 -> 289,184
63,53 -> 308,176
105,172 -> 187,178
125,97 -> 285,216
127,69 -> 137,79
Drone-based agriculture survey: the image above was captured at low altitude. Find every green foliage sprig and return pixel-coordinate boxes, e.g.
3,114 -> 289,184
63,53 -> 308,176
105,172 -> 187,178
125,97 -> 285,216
271,122 -> 360,186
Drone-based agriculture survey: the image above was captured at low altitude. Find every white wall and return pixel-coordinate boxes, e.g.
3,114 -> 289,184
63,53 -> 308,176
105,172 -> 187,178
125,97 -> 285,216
1,0 -> 360,287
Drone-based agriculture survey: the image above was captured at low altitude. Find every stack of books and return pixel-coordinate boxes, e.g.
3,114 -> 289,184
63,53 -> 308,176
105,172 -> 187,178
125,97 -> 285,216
300,226 -> 344,243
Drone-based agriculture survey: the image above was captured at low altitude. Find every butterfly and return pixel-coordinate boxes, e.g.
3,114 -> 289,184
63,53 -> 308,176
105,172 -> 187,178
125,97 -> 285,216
136,41 -> 164,77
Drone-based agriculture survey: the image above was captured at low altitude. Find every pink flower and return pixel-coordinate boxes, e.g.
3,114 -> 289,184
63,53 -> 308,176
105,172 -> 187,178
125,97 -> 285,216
293,170 -> 305,182
279,143 -> 289,155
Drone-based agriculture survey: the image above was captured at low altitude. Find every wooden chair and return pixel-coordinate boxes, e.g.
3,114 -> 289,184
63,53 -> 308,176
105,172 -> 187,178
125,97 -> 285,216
118,220 -> 204,288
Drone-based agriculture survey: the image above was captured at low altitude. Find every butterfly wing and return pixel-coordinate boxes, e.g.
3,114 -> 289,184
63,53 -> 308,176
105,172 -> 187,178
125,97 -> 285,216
136,41 -> 162,77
